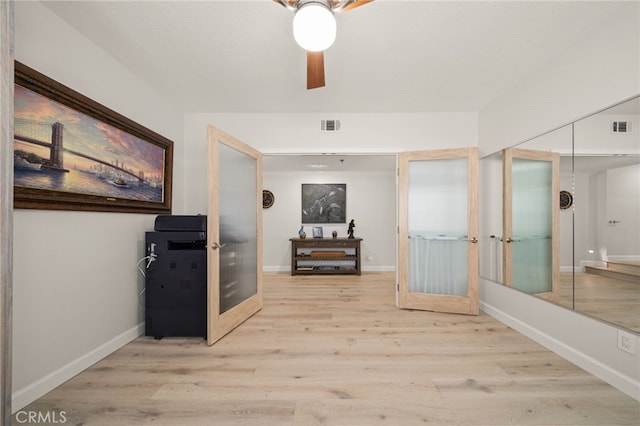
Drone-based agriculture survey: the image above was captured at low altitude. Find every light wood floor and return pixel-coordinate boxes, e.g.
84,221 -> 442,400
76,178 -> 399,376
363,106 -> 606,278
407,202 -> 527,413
558,272 -> 640,332
17,272 -> 639,425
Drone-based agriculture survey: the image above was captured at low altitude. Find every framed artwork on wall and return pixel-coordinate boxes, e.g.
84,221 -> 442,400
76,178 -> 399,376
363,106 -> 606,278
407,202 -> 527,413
13,61 -> 173,214
301,183 -> 346,224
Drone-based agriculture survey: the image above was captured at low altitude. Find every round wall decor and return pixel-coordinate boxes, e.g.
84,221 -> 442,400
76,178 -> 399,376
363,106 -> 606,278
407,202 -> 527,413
262,190 -> 275,209
559,190 -> 573,209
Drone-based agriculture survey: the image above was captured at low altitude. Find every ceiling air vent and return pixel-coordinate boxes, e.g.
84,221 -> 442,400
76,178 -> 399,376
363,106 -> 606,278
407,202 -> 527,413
321,119 -> 341,132
611,121 -> 631,133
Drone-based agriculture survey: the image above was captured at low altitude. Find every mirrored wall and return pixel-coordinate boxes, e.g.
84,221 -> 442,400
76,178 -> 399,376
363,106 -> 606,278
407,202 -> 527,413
480,96 -> 640,333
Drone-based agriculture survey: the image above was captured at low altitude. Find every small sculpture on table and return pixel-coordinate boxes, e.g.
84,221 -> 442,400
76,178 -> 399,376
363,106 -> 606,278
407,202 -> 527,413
347,219 -> 355,239
298,225 -> 306,239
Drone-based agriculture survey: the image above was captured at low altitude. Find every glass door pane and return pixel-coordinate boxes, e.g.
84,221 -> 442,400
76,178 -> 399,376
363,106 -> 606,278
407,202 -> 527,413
218,142 -> 258,313
511,158 -> 553,293
408,158 -> 468,296
207,126 -> 263,345
398,148 -> 479,315
503,148 -> 559,302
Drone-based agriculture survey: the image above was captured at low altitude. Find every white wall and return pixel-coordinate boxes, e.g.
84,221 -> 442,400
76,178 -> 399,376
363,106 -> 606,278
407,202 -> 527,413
571,165 -> 640,267
478,5 -> 640,399
479,7 -> 640,156
183,112 -> 477,212
183,112 -> 477,272
263,169 -> 396,271
575,111 -> 640,263
603,164 -> 640,258
12,2 -> 184,411
575,112 -> 639,155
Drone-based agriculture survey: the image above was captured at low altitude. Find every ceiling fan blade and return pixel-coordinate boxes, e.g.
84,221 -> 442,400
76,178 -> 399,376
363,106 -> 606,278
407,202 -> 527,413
339,0 -> 374,13
273,0 -> 296,9
307,51 -> 325,90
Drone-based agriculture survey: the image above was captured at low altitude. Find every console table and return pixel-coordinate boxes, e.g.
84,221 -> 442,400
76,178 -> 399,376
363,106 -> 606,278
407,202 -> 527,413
290,238 -> 362,276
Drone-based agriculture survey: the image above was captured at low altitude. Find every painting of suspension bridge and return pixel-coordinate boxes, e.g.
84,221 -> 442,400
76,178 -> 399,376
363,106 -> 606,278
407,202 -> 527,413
14,83 -> 167,204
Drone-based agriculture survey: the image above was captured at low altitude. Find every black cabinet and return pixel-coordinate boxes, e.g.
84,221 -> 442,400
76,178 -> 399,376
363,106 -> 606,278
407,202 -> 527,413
144,231 -> 207,339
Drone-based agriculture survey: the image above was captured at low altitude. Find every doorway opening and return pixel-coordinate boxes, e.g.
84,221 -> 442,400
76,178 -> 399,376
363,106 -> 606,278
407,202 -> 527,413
262,153 -> 397,273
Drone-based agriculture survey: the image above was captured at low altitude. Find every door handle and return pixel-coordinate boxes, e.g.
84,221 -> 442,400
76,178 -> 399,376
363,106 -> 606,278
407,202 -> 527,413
505,237 -> 514,244
468,237 -> 478,243
211,242 -> 227,250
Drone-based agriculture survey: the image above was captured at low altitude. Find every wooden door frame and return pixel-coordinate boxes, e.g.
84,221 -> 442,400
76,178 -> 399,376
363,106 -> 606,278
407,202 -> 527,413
207,125 -> 263,345
503,147 -> 559,302
397,147 -> 479,315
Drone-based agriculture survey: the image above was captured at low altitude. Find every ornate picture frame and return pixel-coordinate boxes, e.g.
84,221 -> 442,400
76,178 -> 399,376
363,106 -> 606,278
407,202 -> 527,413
13,61 -> 173,214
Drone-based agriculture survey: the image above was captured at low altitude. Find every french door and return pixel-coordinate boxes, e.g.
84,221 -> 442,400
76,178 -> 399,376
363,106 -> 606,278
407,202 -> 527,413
207,126 -> 263,345
397,148 -> 479,315
503,148 -> 559,302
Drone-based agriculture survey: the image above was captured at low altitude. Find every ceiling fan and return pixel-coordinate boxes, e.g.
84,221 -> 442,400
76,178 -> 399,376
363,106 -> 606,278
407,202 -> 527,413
274,0 -> 374,89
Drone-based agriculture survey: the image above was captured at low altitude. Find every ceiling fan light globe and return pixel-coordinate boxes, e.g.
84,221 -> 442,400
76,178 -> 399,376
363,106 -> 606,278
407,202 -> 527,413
293,3 -> 336,52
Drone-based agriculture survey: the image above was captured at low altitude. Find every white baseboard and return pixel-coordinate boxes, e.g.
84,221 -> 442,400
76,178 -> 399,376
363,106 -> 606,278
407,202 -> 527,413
12,322 -> 144,413
363,266 -> 396,272
480,302 -> 640,401
607,255 -> 640,262
263,266 -> 289,272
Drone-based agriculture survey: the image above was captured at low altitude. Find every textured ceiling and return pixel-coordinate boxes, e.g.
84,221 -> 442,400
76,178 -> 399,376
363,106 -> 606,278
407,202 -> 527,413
40,0 -> 635,114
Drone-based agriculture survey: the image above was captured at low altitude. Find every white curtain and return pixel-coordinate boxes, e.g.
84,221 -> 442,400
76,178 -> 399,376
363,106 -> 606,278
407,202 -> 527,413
409,235 -> 468,296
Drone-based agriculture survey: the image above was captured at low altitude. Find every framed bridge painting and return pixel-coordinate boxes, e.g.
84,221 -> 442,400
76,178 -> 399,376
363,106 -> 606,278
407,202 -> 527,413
13,61 -> 173,214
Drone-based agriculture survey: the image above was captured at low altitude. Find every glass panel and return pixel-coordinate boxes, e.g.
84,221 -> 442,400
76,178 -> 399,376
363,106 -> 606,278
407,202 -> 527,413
218,143 -> 257,314
408,158 -> 468,296
572,96 -> 640,332
481,96 -> 639,332
511,158 -> 552,294
479,151 -> 504,283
